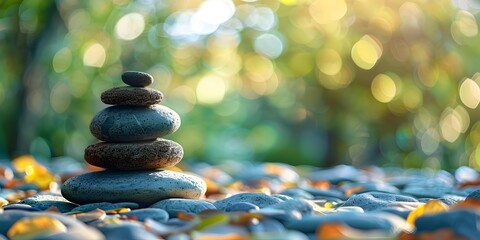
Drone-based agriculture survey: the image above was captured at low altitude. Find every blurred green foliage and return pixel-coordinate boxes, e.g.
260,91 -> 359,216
1,0 -> 480,169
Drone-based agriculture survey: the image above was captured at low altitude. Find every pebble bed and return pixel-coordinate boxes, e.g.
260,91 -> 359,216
1,158 -> 480,240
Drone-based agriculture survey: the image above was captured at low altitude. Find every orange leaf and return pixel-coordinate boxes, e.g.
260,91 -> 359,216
406,200 -> 448,226
316,222 -> 347,239
344,185 -> 364,197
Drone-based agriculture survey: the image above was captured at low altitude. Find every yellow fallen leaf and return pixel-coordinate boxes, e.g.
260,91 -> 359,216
12,155 -> 55,190
406,199 -> 448,226
7,216 -> 67,240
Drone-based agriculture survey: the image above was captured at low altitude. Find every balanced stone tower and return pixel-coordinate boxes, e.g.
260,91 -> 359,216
61,71 -> 206,207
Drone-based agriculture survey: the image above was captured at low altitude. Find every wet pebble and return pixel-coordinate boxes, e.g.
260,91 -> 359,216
19,192 -> 78,213
85,139 -> 183,170
341,192 -> 418,211
149,198 -> 216,217
224,202 -> 260,212
101,86 -> 163,106
415,209 -> 480,239
121,71 -> 154,87
213,193 -> 283,211
97,221 -> 158,240
265,199 -> 314,216
466,188 -> 480,200
71,202 -> 139,213
119,208 -> 169,222
61,170 -> 206,207
89,105 -> 181,142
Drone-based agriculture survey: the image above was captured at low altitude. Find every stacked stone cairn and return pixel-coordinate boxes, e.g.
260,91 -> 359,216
61,71 -> 206,207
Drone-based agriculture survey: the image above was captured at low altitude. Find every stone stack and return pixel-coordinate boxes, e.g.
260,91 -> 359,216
61,71 -> 206,207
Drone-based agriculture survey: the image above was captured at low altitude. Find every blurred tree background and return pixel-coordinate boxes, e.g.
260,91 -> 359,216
1,0 -> 480,170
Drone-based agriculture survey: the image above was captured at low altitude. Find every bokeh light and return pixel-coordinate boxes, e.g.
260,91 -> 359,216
2,0 -> 480,170
351,35 -> 383,70
115,13 -> 145,40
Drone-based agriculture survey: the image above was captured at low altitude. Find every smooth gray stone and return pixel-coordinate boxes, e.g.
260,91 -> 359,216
101,86 -> 163,106
272,194 -> 294,201
265,199 -> 314,216
285,212 -> 395,233
89,105 -> 180,142
214,193 -> 283,211
279,188 -> 314,200
119,208 -> 169,222
249,218 -> 285,234
122,71 -> 154,87
299,187 -> 347,201
340,182 -> 400,194
19,192 -> 78,213
71,202 -> 139,212
85,139 -> 183,170
2,203 -> 41,211
150,198 -> 216,217
438,195 -> 466,206
98,221 -> 157,240
0,210 -> 104,240
415,209 -> 480,240
466,189 -> 480,200
341,192 -> 418,211
61,170 -> 206,207
225,202 -> 260,212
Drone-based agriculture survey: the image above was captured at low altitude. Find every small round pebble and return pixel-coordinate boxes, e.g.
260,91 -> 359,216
341,192 -> 418,211
70,202 -> 139,212
224,202 -> 260,212
101,87 -> 163,106
97,221 -> 158,240
466,189 -> 480,200
61,170 -> 206,207
415,209 -> 480,239
18,192 -> 78,213
85,139 -> 183,170
122,71 -> 154,87
89,105 -> 181,142
149,198 -> 216,217
213,193 -> 283,211
265,199 -> 314,216
119,208 -> 169,222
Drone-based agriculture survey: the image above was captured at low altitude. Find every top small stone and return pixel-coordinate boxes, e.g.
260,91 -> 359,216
122,71 -> 154,87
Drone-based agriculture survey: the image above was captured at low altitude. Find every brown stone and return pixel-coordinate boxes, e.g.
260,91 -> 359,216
101,86 -> 163,106
84,139 -> 183,170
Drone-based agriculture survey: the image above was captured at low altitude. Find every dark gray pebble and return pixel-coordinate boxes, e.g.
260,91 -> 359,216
18,192 -> 78,213
415,209 -> 480,239
224,202 -> 260,212
71,202 -> 139,212
98,221 -> 157,240
213,193 -> 282,211
61,170 -> 206,207
2,203 -> 41,212
279,188 -> 314,200
265,199 -> 314,216
466,188 -> 480,200
85,139 -> 183,170
341,192 -> 418,211
119,208 -> 169,222
150,198 -> 216,217
89,105 -> 180,142
285,212 -> 397,233
122,71 -> 154,87
101,86 -> 163,106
